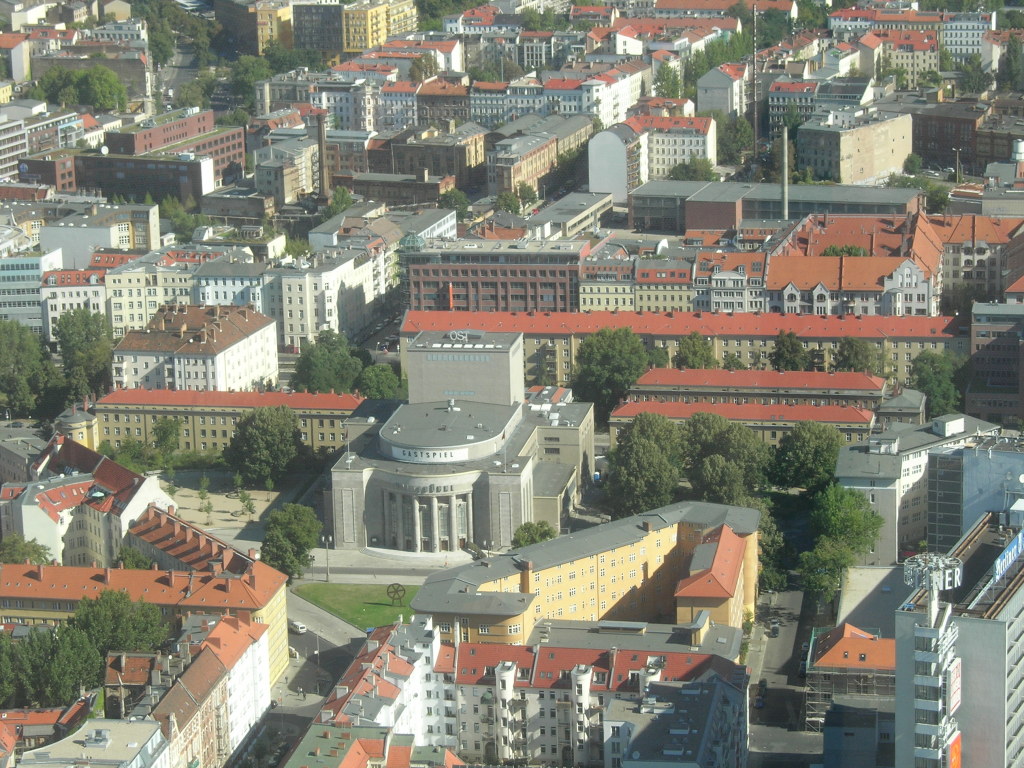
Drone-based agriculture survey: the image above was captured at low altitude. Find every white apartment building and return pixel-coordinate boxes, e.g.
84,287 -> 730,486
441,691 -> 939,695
835,414 -> 999,565
311,78 -> 378,132
377,81 -> 419,131
36,202 -> 159,270
0,114 -> 27,179
40,268 -> 107,343
112,304 -> 278,391
627,114 -> 718,177
942,11 -> 996,62
192,254 -> 269,312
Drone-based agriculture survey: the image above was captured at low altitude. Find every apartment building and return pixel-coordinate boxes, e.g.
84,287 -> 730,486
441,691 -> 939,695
489,132 -> 557,196
253,0 -> 292,54
399,310 -> 965,387
797,108 -> 913,185
633,258 -> 695,313
696,63 -> 746,117
835,414 -> 999,565
578,256 -> 635,312
609,400 -> 876,447
343,0 -> 389,54
929,214 -> 1024,300
292,1 -> 346,61
965,301 -> 1024,425
872,29 -> 940,88
0,434 -> 173,566
105,246 -> 227,338
629,368 -> 892,409
91,389 -> 363,455
0,243 -> 61,335
112,304 -> 278,391
410,500 -> 760,645
39,268 -> 106,343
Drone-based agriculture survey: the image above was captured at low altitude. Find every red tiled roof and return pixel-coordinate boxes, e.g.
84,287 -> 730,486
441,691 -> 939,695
201,613 -> 268,669
41,269 -> 105,286
0,33 -> 27,49
927,214 -> 1024,246
675,525 -> 746,599
623,115 -> 712,135
610,400 -> 875,425
634,368 -> 888,391
381,81 -> 419,94
472,81 -> 508,90
98,388 -> 363,412
811,623 -> 895,671
401,310 -> 960,341
770,80 -> 818,93
543,78 -> 584,90
1006,274 -> 1024,294
104,653 -> 157,686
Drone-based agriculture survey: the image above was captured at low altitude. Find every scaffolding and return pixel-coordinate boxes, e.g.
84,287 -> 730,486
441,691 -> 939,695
803,625 -> 895,732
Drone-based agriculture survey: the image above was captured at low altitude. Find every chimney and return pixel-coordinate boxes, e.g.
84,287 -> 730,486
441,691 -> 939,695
159,314 -> 166,332
317,111 -> 329,202
519,560 -> 533,593
420,168 -> 429,183
104,567 -> 112,583
179,323 -> 186,339
781,136 -> 789,221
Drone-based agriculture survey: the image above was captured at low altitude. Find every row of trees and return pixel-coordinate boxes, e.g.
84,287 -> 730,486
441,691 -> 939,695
0,591 -> 166,708
291,330 -> 401,399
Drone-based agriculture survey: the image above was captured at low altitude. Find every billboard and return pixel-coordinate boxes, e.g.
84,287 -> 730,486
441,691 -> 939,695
947,657 -> 962,715
948,732 -> 962,768
994,528 -> 1024,583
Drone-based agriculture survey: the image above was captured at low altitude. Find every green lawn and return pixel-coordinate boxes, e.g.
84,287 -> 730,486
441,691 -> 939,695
293,583 -> 420,630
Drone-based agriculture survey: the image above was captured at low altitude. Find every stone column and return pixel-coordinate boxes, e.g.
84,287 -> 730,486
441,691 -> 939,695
413,498 -> 422,553
430,497 -> 440,552
449,494 -> 458,549
395,494 -> 405,550
466,493 -> 474,545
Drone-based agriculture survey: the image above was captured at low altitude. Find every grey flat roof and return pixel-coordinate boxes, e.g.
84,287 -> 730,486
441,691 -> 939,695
411,501 -> 760,616
529,192 -> 613,226
409,329 -> 521,347
526,618 -> 743,659
532,461 -> 575,497
381,401 -> 520,450
837,566 -> 909,638
972,301 -> 1024,319
631,180 -> 920,205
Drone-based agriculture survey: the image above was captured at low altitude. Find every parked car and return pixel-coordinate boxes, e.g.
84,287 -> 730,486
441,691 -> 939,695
769,619 -> 780,637
289,620 -> 307,634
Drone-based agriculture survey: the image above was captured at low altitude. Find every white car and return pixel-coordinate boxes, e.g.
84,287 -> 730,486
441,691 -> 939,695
289,620 -> 307,634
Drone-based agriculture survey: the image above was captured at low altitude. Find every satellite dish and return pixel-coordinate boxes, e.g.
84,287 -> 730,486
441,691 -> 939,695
1018,474 -> 1024,484
100,145 -> 109,155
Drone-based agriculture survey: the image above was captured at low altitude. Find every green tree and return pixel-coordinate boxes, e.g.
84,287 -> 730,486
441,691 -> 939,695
439,188 -> 471,220
355,364 -> 400,399
263,39 -> 323,74
229,55 -> 272,108
0,634 -> 14,707
152,416 -> 181,462
0,319 -> 56,416
117,546 -> 152,569
722,351 -> 748,370
495,190 -> 521,214
78,65 -> 128,111
673,331 -> 718,369
16,626 -> 102,705
678,412 -> 771,502
517,182 -> 538,209
668,157 -> 717,181
769,331 -> 810,371
292,330 -> 364,394
224,406 -> 301,485
716,113 -> 754,165
653,64 -> 681,98
799,537 -> 855,603
910,350 -> 963,418
70,591 -> 167,661
903,153 -> 923,175
832,336 -> 886,376
259,503 -> 322,581
409,54 -> 439,83
0,533 -> 52,565
605,413 -> 682,517
772,422 -> 842,491
55,308 -> 112,402
511,521 -> 557,548
570,327 -> 649,425
239,489 -> 256,521
810,484 -> 883,555
322,186 -> 353,220
959,53 -> 992,93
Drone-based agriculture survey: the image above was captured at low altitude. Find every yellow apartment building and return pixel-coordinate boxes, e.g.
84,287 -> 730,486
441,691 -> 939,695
254,0 -> 293,54
343,0 -> 389,54
410,501 -> 760,647
385,0 -> 418,36
78,389 -> 364,455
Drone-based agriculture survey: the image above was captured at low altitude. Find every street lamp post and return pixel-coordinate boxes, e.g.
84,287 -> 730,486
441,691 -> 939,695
321,535 -> 333,582
953,147 -> 962,183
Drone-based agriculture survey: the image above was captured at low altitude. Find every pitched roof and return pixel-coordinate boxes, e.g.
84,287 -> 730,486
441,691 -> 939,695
927,213 -> 1024,246
114,304 -> 274,356
152,648 -> 228,738
633,368 -> 888,392
675,524 -> 745,599
41,269 -> 106,286
623,115 -> 713,135
104,653 -> 158,686
401,309 -> 960,342
610,400 -> 875,425
811,623 -> 895,671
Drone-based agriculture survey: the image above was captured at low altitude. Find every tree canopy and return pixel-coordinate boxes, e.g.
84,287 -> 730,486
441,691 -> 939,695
678,412 -> 770,503
439,189 -> 471,220
570,327 -> 649,425
668,158 -> 717,181
259,503 -> 322,581
772,421 -> 842,492
495,190 -> 521,214
910,350 -> 963,418
70,590 -> 167,661
55,308 -> 112,403
355,364 -> 400,399
292,330 -> 364,394
653,64 -> 682,98
605,413 -> 682,517
223,406 -> 301,485
0,533 -> 52,565
0,320 -> 57,417
673,331 -> 718,369
832,337 -> 886,377
810,484 -> 883,555
769,331 -> 811,371
34,65 -> 127,110
512,521 -> 557,548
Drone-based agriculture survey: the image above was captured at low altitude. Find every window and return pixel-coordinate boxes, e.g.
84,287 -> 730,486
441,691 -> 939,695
478,625 -> 490,635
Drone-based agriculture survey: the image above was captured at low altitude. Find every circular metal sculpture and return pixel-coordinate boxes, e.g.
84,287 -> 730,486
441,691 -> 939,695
387,583 -> 407,606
